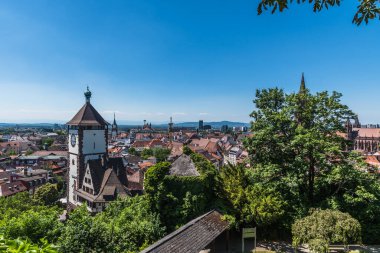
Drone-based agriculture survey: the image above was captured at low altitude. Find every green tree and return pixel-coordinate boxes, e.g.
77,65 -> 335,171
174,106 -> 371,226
34,183 -> 60,206
245,83 -> 353,209
41,138 -> 54,148
1,208 -> 62,243
153,148 -> 170,162
0,234 -> 59,253
144,161 -> 215,231
182,145 -> 193,155
59,205 -> 94,253
141,148 -> 154,159
216,163 -> 248,226
216,164 -> 286,231
59,197 -> 165,253
257,0 -> 379,25
244,81 -> 380,242
292,209 -> 361,253
128,147 -> 137,156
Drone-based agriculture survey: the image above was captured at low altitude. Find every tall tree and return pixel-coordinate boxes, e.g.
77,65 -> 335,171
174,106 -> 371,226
245,75 -> 354,208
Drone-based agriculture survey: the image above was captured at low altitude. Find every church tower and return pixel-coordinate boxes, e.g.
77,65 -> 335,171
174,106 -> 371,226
66,87 -> 109,208
111,113 -> 118,140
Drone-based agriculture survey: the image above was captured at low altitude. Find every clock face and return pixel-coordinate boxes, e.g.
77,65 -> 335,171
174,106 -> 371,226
71,134 -> 76,147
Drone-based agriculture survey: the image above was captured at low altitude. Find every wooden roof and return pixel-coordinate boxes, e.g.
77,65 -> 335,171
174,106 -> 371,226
140,210 -> 229,253
170,154 -> 199,176
67,102 -> 108,126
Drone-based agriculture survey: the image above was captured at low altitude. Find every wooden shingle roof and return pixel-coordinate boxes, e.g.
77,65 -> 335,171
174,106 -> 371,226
169,154 -> 199,176
140,210 -> 229,253
67,102 -> 108,126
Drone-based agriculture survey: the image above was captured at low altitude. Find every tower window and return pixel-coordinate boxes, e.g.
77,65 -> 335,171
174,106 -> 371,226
72,159 -> 75,165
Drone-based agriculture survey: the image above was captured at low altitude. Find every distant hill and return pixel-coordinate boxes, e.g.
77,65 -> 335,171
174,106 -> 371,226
0,121 -> 250,130
0,123 -> 60,128
156,121 -> 249,129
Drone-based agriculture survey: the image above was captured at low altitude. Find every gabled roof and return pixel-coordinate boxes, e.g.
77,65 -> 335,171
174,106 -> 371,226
170,154 -> 199,176
140,210 -> 229,253
67,102 -> 108,126
95,168 -> 128,201
86,160 -> 105,194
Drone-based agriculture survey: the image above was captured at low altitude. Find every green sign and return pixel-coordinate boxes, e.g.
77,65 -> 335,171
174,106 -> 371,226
242,227 -> 257,252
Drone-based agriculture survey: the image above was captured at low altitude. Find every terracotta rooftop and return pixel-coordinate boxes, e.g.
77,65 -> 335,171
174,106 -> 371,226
353,128 -> 380,138
67,102 -> 108,126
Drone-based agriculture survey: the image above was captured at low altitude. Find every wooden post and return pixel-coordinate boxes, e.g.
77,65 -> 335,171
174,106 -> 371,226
226,230 -> 230,253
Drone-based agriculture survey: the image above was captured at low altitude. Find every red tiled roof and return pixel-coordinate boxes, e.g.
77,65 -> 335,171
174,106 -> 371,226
351,128 -> 380,138
366,155 -> 380,168
0,181 -> 27,197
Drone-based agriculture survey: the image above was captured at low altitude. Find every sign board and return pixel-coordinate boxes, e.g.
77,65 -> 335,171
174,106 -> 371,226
242,228 -> 256,238
242,227 -> 256,253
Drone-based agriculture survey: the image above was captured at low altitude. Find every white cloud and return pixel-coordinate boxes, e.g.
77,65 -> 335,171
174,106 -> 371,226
101,110 -> 125,115
199,112 -> 209,115
173,112 -> 187,116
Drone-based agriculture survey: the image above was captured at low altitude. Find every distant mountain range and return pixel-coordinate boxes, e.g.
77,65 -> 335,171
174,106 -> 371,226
0,121 -> 250,129
0,123 -> 58,127
167,121 -> 250,128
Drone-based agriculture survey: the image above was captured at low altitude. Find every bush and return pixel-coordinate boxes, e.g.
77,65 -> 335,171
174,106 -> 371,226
292,209 -> 361,253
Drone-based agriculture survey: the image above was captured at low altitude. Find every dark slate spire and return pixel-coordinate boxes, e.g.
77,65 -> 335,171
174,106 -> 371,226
84,86 -> 92,103
299,73 -> 306,94
113,113 -> 117,126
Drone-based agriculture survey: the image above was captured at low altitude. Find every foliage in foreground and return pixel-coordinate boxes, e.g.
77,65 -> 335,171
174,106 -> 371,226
59,196 -> 165,253
256,0 -> 380,25
292,209 -> 361,253
0,234 -> 58,253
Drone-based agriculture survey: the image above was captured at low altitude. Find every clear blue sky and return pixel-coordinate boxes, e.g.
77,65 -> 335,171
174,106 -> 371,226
0,0 -> 379,124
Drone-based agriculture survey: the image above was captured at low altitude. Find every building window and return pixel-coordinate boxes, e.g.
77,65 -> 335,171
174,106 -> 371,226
72,159 -> 75,165
94,142 -> 96,149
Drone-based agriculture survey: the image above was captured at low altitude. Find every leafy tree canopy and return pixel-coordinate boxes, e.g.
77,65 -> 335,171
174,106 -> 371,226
0,234 -> 59,253
59,197 -> 165,253
244,80 -> 380,242
257,0 -> 380,25
34,183 -> 60,206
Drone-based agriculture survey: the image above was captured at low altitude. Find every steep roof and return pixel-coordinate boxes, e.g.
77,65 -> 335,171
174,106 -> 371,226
67,102 -> 108,126
87,160 -> 105,195
95,168 -> 128,201
140,210 -> 229,253
170,154 -> 199,176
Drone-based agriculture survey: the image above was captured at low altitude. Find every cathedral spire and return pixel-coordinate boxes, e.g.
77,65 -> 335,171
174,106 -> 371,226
299,73 -> 306,94
113,112 -> 117,125
84,86 -> 92,103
